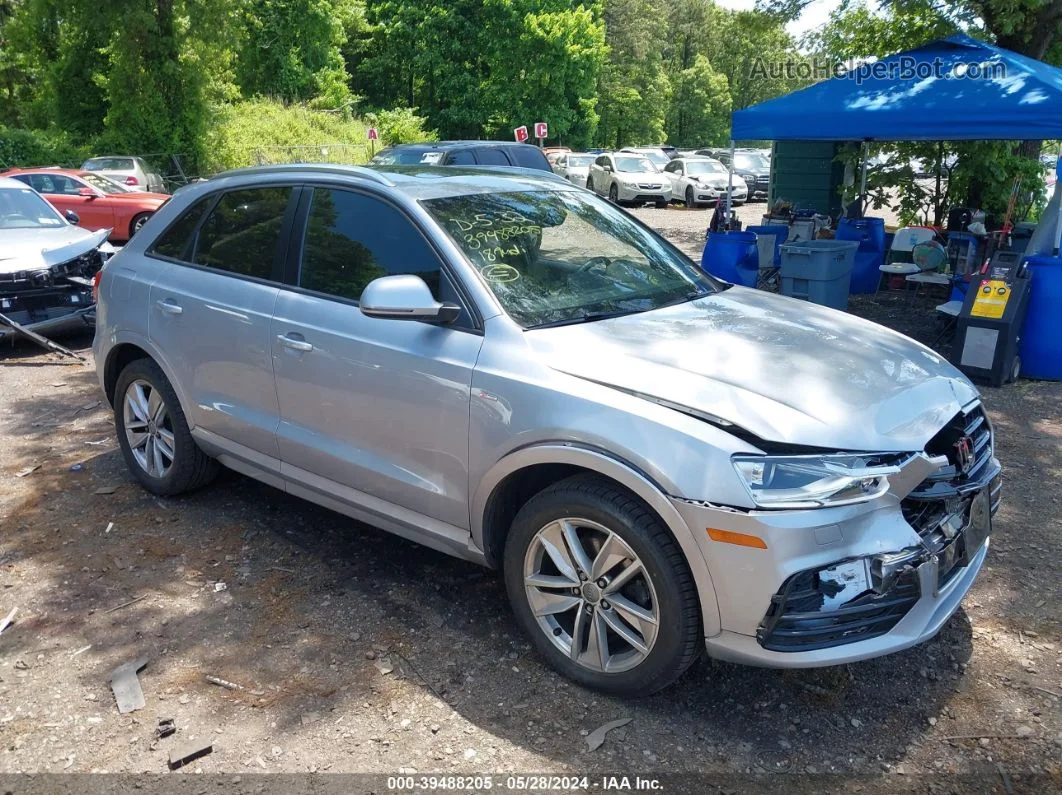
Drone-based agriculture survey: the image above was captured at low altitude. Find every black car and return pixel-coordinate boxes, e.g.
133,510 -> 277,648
371,141 -> 552,171
696,149 -> 770,200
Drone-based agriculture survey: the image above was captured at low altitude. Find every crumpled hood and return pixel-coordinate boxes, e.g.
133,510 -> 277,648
525,287 -> 979,452
0,227 -> 110,274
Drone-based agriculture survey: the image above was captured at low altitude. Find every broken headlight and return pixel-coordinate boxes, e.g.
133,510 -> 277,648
732,453 -> 905,509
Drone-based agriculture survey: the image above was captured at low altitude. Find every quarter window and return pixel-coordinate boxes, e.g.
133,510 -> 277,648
298,188 -> 441,301
447,150 -> 476,165
150,195 -> 215,261
193,187 -> 292,280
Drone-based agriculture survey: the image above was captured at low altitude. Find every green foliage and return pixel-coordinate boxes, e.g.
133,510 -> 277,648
203,98 -> 373,172
369,107 -> 438,145
0,124 -> 92,168
665,55 -> 730,148
236,0 -> 353,109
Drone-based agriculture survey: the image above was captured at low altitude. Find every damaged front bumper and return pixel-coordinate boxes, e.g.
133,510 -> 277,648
672,409 -> 1001,668
0,247 -> 106,340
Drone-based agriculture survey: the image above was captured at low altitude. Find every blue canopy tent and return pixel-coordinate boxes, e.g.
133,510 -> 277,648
722,34 -> 1062,211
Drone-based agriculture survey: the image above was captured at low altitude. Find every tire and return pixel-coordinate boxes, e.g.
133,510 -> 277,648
655,199 -> 668,209
113,357 -> 219,496
130,212 -> 153,238
608,183 -> 619,204
503,474 -> 701,697
685,186 -> 696,208
586,176 -> 595,193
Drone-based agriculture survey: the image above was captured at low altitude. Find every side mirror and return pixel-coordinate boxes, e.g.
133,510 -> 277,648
64,209 -> 80,224
602,164 -> 613,172
359,274 -> 461,324
78,187 -> 98,198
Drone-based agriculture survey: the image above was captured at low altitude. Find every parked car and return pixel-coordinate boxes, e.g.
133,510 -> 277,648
697,149 -> 771,200
370,141 -> 552,171
587,153 -> 669,207
82,156 -> 166,193
0,176 -> 111,338
542,146 -> 572,165
619,147 -> 672,169
93,163 -> 1000,696
662,157 -> 747,207
0,168 -> 169,242
551,152 -> 595,186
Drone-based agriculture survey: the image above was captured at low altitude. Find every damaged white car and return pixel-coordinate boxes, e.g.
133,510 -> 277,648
0,176 -> 113,339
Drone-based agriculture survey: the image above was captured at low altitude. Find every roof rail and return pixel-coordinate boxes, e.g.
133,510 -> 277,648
214,163 -> 396,187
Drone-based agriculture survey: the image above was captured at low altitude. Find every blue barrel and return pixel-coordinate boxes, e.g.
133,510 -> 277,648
836,217 -> 886,253
747,224 -> 789,268
1020,255 -> 1062,380
701,231 -> 759,287
837,218 -> 886,294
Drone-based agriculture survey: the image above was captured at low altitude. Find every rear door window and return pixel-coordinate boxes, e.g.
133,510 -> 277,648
192,187 -> 293,280
474,148 -> 509,166
446,149 -> 476,166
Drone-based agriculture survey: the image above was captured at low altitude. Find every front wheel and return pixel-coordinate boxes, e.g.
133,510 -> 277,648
608,183 -> 619,204
586,176 -> 595,193
685,186 -> 697,208
503,475 -> 701,696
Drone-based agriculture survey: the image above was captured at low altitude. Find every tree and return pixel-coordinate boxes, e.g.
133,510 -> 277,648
665,55 -> 730,147
236,0 -> 352,108
597,0 -> 670,147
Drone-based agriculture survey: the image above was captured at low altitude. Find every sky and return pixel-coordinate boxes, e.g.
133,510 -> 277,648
715,0 -> 841,39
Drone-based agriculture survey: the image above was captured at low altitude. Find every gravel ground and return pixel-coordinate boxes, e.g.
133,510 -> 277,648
0,208 -> 1060,793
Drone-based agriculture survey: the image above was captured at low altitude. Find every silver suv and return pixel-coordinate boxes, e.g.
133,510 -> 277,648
94,164 -> 1001,696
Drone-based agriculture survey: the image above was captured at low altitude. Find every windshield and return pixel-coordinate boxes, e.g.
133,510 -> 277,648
81,173 -> 131,194
685,160 -> 727,176
422,189 -> 718,329
372,149 -> 436,165
615,156 -> 659,173
0,187 -> 66,229
634,150 -> 671,166
84,158 -> 134,171
566,155 -> 593,167
734,153 -> 768,171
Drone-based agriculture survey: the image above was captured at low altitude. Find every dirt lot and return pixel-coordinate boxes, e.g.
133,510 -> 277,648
1,213 -> 1060,792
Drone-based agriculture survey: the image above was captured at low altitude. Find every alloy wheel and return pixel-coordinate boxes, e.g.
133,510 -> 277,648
123,379 -> 175,478
523,518 -> 659,674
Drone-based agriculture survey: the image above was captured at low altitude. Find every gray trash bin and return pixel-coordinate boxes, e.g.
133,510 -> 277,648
779,240 -> 859,310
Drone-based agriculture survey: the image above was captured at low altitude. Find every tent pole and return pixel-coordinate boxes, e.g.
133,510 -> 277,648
859,141 -> 869,214
725,139 -> 735,221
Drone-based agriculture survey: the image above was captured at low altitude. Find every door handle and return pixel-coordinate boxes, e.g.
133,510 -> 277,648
155,299 -> 183,315
277,333 -> 313,352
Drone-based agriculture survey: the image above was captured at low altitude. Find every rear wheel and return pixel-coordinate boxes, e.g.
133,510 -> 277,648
130,212 -> 152,238
655,199 -> 668,209
503,474 -> 701,696
114,358 -> 219,496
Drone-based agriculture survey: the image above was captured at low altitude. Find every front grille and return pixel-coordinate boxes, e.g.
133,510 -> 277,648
636,183 -> 662,190
903,402 -> 999,589
757,566 -> 920,652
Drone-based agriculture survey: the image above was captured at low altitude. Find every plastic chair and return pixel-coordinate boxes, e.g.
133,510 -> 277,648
878,226 -> 938,291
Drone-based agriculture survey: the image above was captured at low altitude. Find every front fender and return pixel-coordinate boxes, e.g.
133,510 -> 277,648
471,442 -> 722,637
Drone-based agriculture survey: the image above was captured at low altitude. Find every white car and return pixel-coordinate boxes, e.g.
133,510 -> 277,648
662,157 -> 747,207
587,153 -> 670,207
551,153 -> 595,186
82,156 -> 166,193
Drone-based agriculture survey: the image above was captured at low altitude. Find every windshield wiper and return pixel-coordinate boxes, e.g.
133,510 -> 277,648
528,308 -> 644,330
655,289 -> 711,309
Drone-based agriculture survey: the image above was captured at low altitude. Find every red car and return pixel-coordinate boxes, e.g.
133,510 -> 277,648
0,168 -> 168,242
